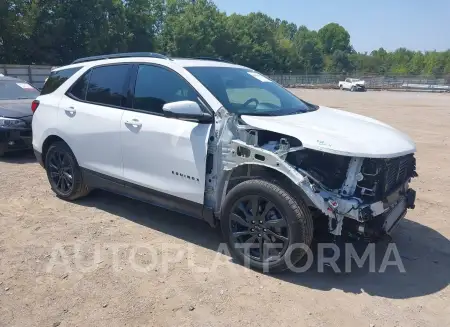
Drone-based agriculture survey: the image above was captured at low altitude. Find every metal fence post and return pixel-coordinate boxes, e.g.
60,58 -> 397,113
28,65 -> 33,85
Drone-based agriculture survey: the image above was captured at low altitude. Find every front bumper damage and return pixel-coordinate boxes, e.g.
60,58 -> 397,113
323,185 -> 416,239
224,139 -> 416,239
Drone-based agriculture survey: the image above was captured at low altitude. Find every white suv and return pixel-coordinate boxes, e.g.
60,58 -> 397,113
32,53 -> 417,272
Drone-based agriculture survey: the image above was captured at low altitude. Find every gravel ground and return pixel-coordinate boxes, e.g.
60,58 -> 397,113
0,89 -> 449,327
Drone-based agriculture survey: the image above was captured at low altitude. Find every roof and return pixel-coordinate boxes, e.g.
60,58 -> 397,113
54,55 -> 246,72
172,58 -> 244,68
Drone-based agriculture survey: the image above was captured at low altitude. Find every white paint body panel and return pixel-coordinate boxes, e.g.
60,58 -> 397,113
58,96 -> 124,179
242,106 -> 416,158
31,94 -> 61,153
121,111 -> 211,204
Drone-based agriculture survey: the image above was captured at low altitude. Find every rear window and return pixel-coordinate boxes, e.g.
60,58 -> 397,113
0,80 -> 40,100
40,67 -> 82,95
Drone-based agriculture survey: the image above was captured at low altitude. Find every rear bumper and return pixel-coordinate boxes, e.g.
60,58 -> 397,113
0,128 -> 32,153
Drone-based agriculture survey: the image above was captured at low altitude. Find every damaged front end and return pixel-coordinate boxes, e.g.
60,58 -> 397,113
285,149 -> 417,239
208,111 -> 417,240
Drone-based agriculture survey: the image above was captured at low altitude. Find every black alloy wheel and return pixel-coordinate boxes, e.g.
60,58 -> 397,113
229,195 -> 290,263
221,179 -> 314,272
44,141 -> 90,200
47,149 -> 74,195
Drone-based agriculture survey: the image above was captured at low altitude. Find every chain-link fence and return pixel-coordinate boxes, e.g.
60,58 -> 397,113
267,73 -> 450,92
2,63 -> 449,93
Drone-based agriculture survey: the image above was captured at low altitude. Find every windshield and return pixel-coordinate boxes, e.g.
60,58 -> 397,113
186,67 -> 317,116
0,80 -> 39,100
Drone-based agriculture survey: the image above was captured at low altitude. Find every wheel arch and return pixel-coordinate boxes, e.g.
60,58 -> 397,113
216,163 -> 314,217
41,135 -> 71,165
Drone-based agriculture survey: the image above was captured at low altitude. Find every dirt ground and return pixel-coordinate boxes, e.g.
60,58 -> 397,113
0,89 -> 449,327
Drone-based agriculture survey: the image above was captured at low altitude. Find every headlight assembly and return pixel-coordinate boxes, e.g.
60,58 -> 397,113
0,117 -> 27,128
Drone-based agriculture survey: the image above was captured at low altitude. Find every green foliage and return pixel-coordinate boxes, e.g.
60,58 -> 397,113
0,0 -> 449,76
317,23 -> 351,55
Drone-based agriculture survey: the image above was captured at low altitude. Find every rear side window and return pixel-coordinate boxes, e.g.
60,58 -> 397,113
68,70 -> 92,100
40,67 -> 81,95
86,65 -> 131,107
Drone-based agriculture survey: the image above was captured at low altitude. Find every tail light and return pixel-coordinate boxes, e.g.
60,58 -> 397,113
31,100 -> 40,113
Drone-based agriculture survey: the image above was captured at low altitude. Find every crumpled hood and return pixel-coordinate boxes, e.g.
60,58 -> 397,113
241,106 -> 416,158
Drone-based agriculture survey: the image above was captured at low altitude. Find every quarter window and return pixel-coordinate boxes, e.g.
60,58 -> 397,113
40,67 -> 81,95
68,70 -> 91,100
86,65 -> 131,107
133,65 -> 199,114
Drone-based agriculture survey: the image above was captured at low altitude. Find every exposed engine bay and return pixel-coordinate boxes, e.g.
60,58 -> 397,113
206,110 -> 417,239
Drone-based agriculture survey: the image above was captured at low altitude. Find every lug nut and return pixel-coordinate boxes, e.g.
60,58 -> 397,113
251,221 -> 255,224
259,220 -> 263,224
251,229 -> 255,232
263,229 -> 267,232
258,234 -> 261,237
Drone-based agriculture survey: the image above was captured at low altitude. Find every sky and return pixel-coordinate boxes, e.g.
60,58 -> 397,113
213,0 -> 450,53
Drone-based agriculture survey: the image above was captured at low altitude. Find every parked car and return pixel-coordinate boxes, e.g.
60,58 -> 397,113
32,53 -> 417,272
339,78 -> 366,91
0,75 -> 39,156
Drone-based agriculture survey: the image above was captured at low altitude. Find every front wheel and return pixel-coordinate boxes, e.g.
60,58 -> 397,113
350,86 -> 355,92
221,180 -> 313,273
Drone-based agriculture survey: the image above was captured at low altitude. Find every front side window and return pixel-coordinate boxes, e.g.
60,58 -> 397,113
40,67 -> 81,95
133,65 -> 199,114
0,80 -> 40,99
186,66 -> 316,116
86,65 -> 131,107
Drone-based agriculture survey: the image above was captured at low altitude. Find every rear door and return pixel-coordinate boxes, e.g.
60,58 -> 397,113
121,64 -> 212,206
58,64 -> 132,179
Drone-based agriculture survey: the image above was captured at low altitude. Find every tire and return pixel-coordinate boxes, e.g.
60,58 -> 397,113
350,86 -> 355,92
44,141 -> 90,201
221,179 -> 313,273
339,85 -> 343,90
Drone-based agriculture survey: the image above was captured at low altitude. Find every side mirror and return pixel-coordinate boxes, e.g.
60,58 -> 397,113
162,100 -> 213,123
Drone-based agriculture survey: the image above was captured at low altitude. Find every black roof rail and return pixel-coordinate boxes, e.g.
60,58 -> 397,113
71,52 -> 170,64
192,57 -> 232,63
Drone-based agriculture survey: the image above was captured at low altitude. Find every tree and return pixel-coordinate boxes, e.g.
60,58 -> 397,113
317,23 -> 351,55
293,28 -> 323,73
1,0 -> 449,75
159,0 -> 231,58
327,50 -> 353,74
225,13 -> 278,71
125,0 -> 164,52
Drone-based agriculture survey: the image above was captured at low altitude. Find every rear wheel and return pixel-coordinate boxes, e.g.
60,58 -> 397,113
45,141 -> 89,200
221,180 -> 313,273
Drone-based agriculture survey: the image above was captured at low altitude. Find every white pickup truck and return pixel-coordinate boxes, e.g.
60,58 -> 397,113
339,78 -> 366,91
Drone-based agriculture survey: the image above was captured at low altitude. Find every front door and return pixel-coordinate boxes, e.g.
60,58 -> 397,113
121,64 -> 212,205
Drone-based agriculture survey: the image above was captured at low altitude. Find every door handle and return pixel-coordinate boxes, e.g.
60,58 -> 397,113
65,107 -> 76,114
124,119 -> 142,127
